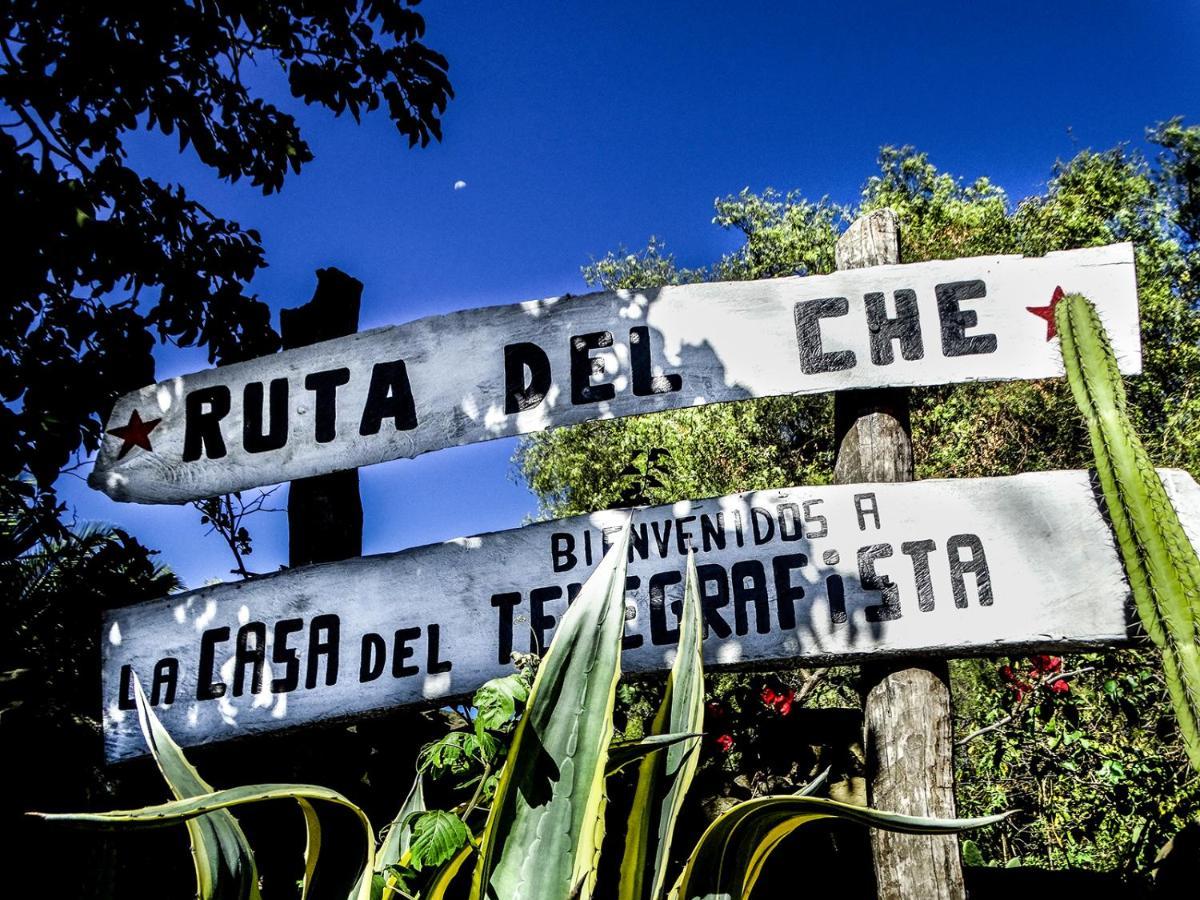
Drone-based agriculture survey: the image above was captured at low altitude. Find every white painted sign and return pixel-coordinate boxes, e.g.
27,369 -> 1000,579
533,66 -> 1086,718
101,467 -> 1199,761
90,245 -> 1139,504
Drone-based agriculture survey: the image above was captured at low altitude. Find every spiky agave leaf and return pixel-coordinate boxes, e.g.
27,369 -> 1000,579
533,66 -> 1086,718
1057,291 -> 1200,769
349,771 -> 426,899
471,523 -> 632,900
33,677 -> 376,900
620,551 -> 705,900
134,674 -> 261,900
670,796 -> 1010,900
32,784 -> 376,900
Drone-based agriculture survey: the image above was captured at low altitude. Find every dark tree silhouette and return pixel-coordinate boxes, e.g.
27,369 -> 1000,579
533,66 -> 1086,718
0,1 -> 452,521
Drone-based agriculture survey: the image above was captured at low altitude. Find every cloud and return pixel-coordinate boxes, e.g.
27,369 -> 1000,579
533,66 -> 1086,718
453,180 -> 467,191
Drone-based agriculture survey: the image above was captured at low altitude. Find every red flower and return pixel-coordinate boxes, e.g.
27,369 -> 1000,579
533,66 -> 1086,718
1048,678 -> 1070,694
760,687 -> 778,706
714,734 -> 734,752
1031,655 -> 1062,675
706,701 -> 726,720
999,665 -> 1015,682
775,688 -> 796,716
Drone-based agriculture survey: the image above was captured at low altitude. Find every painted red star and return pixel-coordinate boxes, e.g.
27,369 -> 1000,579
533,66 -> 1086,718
107,409 -> 161,459
1026,285 -> 1066,341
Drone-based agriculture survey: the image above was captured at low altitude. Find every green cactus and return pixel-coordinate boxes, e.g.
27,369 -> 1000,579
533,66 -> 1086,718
1056,290 -> 1200,771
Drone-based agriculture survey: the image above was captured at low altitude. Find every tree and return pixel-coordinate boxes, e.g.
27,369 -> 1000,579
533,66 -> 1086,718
0,1 -> 452,534
1,7 -> 452,895
515,126 -> 1200,876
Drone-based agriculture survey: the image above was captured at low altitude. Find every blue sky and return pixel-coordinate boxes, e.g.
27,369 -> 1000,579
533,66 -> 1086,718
54,1 -> 1200,588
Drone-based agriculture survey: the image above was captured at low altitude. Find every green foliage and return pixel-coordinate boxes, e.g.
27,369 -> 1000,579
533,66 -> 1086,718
0,1 -> 452,521
1056,290 -> 1200,770
516,121 -> 1200,877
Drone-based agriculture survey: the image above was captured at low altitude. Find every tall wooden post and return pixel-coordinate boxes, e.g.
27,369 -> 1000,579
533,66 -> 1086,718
832,210 -> 965,899
280,268 -> 364,567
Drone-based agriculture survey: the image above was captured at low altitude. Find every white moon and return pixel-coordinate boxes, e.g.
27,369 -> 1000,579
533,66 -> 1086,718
453,180 -> 467,190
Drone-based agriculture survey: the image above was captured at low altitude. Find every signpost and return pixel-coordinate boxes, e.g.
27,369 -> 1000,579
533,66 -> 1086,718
89,244 -> 1140,504
100,468 -> 1200,762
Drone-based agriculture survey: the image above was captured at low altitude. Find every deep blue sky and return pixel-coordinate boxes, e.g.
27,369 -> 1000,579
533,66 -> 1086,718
55,1 -> 1200,588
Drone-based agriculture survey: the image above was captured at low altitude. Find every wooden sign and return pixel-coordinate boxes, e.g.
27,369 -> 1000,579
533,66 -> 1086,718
90,244 -> 1139,504
100,467 -> 1200,761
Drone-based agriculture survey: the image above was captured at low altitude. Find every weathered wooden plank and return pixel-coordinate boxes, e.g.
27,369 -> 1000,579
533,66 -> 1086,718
831,209 -> 964,899
100,468 -> 1200,762
90,245 -> 1140,504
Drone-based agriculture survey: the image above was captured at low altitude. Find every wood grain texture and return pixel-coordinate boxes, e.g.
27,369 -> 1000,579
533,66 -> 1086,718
99,468 -> 1200,762
89,245 -> 1141,503
832,209 -> 963,900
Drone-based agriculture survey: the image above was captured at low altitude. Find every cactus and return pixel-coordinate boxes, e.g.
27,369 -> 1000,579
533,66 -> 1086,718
1056,290 -> 1200,770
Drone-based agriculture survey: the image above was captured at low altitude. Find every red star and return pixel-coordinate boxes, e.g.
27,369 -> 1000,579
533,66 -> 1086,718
107,409 -> 161,460
1027,285 -> 1066,341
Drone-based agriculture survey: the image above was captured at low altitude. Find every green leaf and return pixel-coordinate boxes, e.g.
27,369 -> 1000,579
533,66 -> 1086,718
472,523 -> 632,900
134,674 -> 262,900
607,732 -> 704,776
351,772 -> 426,899
621,550 -> 706,900
409,811 -> 471,871
961,839 -> 984,867
473,673 -> 530,731
32,783 -> 377,900
670,795 -> 1010,900
298,799 -> 321,900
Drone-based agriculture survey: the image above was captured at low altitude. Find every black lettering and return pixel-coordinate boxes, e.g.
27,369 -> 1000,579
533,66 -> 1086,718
243,378 -> 289,453
827,574 -> 847,625
650,520 -> 672,557
936,280 -> 997,357
649,570 -> 682,645
530,585 -> 562,653
750,507 -> 775,544
271,618 -> 304,693
304,368 -> 350,443
630,326 -> 682,396
197,626 -> 229,700
151,658 -> 178,706
865,289 -> 924,365
676,515 -> 696,554
504,342 -> 552,413
697,563 -> 732,639
427,624 -> 452,674
902,540 -> 937,612
630,523 -> 651,561
776,503 -> 802,541
183,386 -> 231,461
795,297 -> 856,373
860,543 -> 901,622
854,493 -> 881,531
570,331 -> 616,404
305,614 -> 339,689
358,360 -> 418,435
233,621 -> 267,697
731,560 -> 771,636
118,664 -> 136,710
802,499 -> 828,538
491,592 -> 521,664
392,626 -> 421,678
359,633 -> 386,683
551,532 -> 577,572
700,513 -> 726,552
772,553 -> 807,630
948,534 -> 993,607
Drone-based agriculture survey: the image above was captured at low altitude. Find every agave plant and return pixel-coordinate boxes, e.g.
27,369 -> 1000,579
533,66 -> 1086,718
34,529 -> 1005,899
1056,290 -> 1200,771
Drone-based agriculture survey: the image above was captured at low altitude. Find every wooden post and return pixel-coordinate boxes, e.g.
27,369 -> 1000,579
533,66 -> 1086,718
833,210 -> 966,899
280,268 -> 365,566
